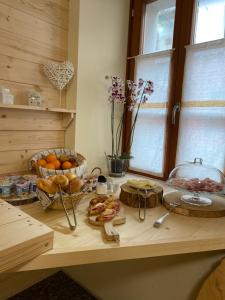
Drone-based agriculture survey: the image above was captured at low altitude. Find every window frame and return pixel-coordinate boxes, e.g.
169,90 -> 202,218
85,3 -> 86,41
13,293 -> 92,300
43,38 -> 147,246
123,0 -> 196,180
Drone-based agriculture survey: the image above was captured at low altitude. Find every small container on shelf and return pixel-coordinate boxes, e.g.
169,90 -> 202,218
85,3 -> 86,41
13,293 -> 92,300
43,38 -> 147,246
0,88 -> 14,105
27,91 -> 42,107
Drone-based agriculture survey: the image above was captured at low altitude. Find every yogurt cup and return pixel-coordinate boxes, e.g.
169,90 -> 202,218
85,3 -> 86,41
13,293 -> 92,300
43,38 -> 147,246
15,180 -> 30,196
0,181 -> 13,197
22,175 -> 38,193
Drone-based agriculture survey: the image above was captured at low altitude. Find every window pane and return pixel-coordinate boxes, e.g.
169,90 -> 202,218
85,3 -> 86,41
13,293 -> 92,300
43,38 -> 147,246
143,0 -> 176,54
135,53 -> 171,103
183,42 -> 225,101
130,108 -> 167,175
194,0 -> 225,44
176,107 -> 225,170
177,43 -> 225,171
130,52 -> 172,175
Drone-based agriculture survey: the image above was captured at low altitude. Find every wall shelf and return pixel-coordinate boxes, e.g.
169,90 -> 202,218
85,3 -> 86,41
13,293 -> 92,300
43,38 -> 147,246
0,104 -> 76,114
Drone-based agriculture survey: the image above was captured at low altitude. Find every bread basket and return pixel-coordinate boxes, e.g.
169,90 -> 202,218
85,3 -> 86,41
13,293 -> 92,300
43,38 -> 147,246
29,149 -> 87,178
36,188 -> 85,210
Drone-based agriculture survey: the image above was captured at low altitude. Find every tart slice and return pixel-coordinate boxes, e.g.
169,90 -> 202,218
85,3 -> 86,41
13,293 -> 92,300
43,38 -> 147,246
96,208 -> 118,223
88,202 -> 106,216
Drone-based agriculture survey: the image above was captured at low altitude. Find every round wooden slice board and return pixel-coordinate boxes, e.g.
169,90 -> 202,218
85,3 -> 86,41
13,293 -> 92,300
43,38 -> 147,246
120,184 -> 163,208
163,191 -> 225,218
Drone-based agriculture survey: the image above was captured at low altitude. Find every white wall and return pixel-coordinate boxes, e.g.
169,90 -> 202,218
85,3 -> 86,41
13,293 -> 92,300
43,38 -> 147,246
75,0 -> 130,172
65,251 -> 225,300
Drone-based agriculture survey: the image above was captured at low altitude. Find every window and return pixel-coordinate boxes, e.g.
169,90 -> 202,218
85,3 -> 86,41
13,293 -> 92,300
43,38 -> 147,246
130,50 -> 172,176
194,0 -> 225,43
124,0 -> 225,179
143,0 -> 176,53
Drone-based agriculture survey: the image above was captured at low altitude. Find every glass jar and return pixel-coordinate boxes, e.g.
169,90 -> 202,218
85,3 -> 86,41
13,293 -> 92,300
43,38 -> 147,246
106,156 -> 129,177
0,88 -> 14,105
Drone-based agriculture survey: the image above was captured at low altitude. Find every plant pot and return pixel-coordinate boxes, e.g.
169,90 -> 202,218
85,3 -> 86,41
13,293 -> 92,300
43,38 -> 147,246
106,156 -> 129,177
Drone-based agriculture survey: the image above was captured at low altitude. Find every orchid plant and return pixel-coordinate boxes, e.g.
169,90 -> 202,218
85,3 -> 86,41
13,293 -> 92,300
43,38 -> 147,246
108,76 -> 154,160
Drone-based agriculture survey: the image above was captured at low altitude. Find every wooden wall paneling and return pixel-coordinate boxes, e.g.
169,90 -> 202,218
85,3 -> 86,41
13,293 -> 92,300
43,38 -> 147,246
0,0 -> 69,30
0,149 -> 48,174
0,54 -> 54,87
0,3 -> 67,50
0,29 -> 66,64
0,80 -> 66,108
0,131 -> 64,151
54,0 -> 69,9
0,109 -> 64,131
0,0 -> 69,175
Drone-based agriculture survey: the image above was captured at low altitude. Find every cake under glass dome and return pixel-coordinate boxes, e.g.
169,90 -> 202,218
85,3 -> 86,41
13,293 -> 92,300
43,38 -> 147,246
167,158 -> 225,206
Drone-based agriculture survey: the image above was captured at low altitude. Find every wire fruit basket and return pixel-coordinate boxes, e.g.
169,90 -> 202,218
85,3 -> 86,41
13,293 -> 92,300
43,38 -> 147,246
29,148 -> 87,178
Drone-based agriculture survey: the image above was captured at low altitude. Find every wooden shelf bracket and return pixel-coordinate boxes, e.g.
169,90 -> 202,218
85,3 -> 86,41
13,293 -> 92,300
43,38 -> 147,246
63,112 -> 75,129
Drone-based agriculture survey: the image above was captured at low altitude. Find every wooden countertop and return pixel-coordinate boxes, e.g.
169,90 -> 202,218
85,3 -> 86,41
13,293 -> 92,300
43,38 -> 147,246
14,176 -> 225,272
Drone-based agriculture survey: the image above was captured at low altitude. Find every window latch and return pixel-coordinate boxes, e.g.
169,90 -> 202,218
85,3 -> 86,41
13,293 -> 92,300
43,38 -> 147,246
172,103 -> 180,125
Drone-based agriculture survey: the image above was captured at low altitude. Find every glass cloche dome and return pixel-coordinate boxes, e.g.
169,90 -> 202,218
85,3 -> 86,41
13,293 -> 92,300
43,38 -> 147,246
167,158 -> 225,206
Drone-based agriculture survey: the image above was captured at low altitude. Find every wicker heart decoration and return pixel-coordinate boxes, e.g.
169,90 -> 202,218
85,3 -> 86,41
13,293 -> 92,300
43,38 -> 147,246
42,61 -> 74,90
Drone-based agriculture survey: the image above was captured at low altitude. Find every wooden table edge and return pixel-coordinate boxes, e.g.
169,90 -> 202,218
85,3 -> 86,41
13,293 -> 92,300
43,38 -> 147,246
11,237 -> 225,272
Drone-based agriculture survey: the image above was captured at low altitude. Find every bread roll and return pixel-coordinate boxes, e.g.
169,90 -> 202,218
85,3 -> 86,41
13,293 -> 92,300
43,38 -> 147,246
64,173 -> 76,181
48,175 -> 56,182
37,179 -> 59,194
68,178 -> 84,193
53,175 -> 69,187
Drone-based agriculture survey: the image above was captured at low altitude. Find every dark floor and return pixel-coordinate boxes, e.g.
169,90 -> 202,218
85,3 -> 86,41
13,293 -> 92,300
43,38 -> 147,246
9,271 -> 98,300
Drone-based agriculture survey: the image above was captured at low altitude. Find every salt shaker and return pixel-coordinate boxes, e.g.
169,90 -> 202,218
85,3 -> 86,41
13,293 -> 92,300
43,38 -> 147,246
96,175 -> 107,195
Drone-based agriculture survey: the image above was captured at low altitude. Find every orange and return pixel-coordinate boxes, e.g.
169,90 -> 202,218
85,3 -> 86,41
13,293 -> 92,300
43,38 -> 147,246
71,161 -> 78,168
62,161 -> 72,169
37,159 -> 47,167
46,153 -> 57,163
52,159 -> 61,169
45,163 -> 56,169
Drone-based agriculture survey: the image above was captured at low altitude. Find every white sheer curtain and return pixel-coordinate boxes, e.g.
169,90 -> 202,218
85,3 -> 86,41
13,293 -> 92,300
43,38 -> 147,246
130,51 -> 172,175
176,41 -> 225,171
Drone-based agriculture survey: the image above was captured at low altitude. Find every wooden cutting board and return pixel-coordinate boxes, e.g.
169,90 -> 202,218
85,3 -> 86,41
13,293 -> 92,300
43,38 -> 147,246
0,199 -> 53,272
163,191 -> 225,218
88,208 -> 126,242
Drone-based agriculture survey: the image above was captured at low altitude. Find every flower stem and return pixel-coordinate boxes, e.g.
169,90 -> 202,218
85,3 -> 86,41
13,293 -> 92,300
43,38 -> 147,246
116,106 -> 126,157
111,101 -> 115,157
125,83 -> 147,154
